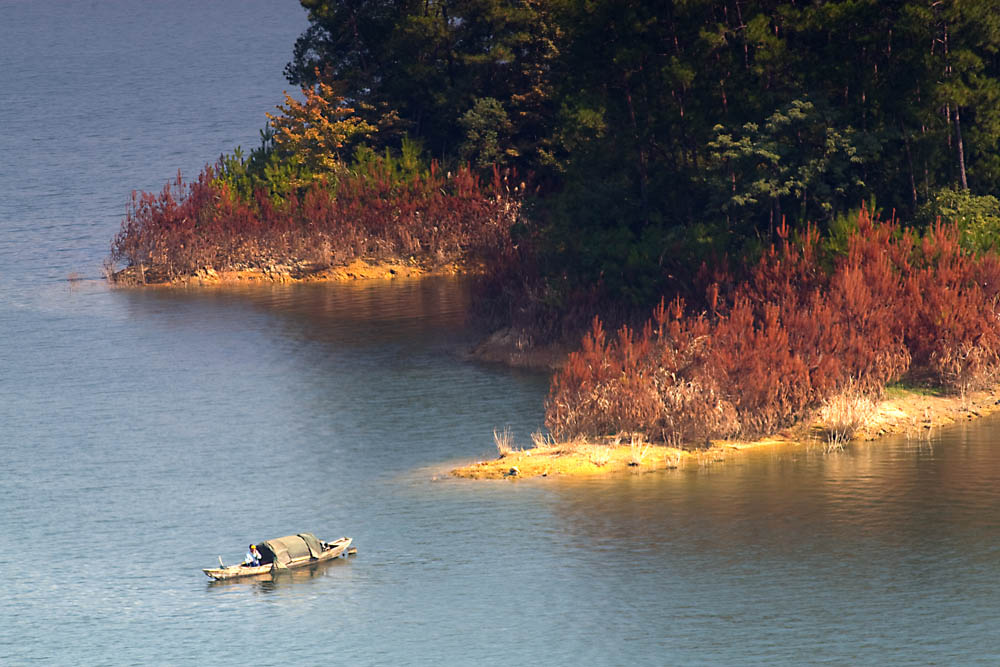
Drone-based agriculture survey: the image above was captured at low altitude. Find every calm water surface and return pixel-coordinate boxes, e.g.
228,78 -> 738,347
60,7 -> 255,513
3,2 -> 1000,664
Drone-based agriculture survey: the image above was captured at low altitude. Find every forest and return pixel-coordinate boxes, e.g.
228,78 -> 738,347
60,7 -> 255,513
111,0 -> 1000,445
284,0 -> 1000,312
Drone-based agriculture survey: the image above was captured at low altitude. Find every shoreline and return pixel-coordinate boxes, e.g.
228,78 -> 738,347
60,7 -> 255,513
465,327 -> 570,370
108,257 -> 472,288
106,262 -> 1000,480
451,385 -> 1000,479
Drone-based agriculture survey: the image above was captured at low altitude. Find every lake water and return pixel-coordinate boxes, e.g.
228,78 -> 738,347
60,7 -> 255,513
2,2 -> 1000,664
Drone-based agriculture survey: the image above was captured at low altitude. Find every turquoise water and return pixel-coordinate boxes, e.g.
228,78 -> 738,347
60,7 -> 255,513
3,2 -> 1000,664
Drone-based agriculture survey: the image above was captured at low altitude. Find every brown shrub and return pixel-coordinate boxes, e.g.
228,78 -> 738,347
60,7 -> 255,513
546,206 -> 1000,445
110,162 -> 522,280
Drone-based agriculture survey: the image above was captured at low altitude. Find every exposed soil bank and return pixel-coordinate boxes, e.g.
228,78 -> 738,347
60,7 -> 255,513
109,258 -> 469,287
451,386 -> 1000,479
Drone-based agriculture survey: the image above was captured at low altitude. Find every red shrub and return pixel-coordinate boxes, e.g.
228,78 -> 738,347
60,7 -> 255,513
546,206 -> 1000,445
110,161 -> 522,281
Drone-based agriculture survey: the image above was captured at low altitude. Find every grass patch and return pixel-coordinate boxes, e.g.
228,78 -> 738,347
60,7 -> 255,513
586,444 -> 612,467
884,382 -> 947,399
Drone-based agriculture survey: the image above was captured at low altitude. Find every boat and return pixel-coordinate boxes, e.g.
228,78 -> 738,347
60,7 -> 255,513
203,532 -> 355,581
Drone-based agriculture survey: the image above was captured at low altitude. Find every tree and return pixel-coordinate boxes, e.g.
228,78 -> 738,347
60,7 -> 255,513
704,100 -> 872,233
283,0 -> 1000,315
266,70 -> 376,181
287,0 -> 561,171
459,97 -> 515,169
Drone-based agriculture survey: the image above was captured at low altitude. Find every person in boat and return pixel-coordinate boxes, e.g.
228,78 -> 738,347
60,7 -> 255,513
244,544 -> 262,567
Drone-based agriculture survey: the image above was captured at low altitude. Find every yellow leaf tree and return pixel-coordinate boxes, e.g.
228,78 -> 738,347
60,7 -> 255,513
266,70 -> 375,179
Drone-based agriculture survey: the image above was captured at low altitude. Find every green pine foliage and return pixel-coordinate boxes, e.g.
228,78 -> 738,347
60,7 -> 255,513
287,0 -> 1000,321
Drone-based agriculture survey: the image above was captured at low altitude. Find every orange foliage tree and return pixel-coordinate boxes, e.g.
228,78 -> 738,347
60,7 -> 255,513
266,69 -> 375,178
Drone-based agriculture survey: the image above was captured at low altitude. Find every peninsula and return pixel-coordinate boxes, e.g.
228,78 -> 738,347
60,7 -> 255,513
452,385 -> 1000,479
109,1 -> 1000,480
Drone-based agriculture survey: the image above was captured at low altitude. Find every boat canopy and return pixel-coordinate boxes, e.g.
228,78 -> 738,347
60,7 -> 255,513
257,533 -> 324,567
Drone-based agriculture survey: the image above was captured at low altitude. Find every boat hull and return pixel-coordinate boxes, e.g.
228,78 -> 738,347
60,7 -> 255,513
203,537 -> 353,580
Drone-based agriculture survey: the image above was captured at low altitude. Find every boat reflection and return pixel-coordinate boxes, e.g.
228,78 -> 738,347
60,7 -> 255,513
206,555 -> 354,591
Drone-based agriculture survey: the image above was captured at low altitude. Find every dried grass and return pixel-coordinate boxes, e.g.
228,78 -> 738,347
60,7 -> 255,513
493,426 -> 516,457
530,430 -> 554,449
627,433 -> 650,466
819,388 -> 877,451
589,446 -> 611,467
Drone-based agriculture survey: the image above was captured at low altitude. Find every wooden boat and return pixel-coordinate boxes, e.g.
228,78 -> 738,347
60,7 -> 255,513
203,533 -> 354,581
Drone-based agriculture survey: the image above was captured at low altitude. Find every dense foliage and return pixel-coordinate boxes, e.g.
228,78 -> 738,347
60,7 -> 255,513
288,0 -> 1000,316
546,209 -> 1000,444
110,158 -> 522,283
110,67 -> 524,283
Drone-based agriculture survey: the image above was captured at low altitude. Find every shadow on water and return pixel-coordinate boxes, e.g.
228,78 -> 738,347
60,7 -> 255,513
106,276 -> 550,474
113,277 -> 478,350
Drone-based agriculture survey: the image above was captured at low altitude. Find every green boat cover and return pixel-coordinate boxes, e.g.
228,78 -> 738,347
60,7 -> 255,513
258,533 -> 324,567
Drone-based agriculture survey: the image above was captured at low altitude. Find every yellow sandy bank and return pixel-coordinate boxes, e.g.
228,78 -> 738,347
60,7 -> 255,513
110,258 -> 469,287
451,386 -> 1000,479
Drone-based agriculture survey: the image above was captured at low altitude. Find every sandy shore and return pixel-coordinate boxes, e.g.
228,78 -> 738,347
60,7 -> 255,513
451,385 -> 1000,479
